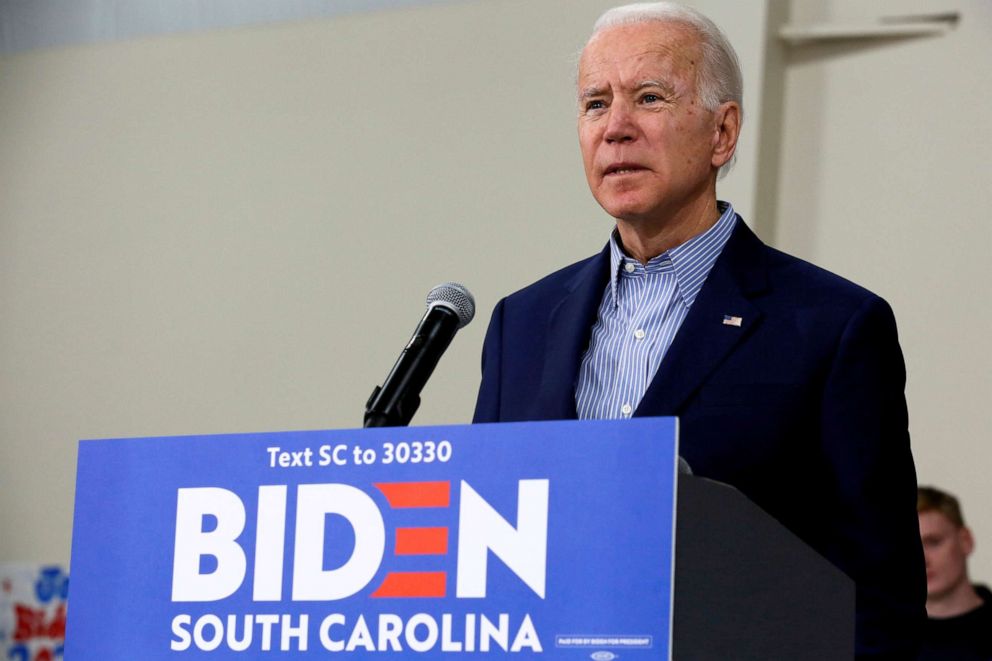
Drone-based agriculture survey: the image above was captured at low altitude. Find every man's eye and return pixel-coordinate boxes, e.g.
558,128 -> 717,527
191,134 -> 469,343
585,100 -> 606,112
641,93 -> 661,104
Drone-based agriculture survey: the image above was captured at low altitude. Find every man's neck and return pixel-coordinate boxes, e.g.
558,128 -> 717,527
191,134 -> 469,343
615,196 -> 721,264
927,580 -> 984,618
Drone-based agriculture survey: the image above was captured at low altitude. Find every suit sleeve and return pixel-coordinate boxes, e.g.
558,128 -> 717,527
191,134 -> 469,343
819,295 -> 926,658
472,298 -> 505,423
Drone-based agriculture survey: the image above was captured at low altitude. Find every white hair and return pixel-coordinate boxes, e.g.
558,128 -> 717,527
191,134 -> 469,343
591,2 -> 743,120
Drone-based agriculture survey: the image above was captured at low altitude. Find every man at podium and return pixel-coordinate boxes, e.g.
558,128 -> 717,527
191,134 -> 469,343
473,2 -> 925,657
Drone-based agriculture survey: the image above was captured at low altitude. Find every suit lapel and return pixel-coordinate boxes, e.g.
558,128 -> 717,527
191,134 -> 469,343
530,247 -> 611,420
636,220 -> 770,416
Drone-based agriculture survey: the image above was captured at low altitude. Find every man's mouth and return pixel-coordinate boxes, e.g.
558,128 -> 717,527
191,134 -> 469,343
604,163 -> 648,176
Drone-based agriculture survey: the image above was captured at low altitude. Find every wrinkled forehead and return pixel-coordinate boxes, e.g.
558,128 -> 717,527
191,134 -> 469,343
578,21 -> 702,87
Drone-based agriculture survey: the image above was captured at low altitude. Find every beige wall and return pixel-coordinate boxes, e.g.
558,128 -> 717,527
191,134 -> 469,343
0,1 -> 769,564
6,0 -> 988,588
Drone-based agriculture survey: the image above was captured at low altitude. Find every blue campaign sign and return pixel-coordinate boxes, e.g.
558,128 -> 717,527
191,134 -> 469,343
66,418 -> 679,659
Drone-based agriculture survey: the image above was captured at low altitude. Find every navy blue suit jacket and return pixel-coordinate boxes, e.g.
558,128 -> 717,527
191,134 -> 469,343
474,219 -> 925,658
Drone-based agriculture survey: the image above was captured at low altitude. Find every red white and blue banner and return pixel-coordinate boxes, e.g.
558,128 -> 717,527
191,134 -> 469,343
66,418 -> 678,659
0,564 -> 68,660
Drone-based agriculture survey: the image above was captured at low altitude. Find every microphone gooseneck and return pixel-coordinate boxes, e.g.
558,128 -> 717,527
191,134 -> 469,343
364,282 -> 475,428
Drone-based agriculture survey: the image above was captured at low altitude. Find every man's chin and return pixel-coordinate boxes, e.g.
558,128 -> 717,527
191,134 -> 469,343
926,578 -> 964,602
595,198 -> 651,223
604,207 -> 663,227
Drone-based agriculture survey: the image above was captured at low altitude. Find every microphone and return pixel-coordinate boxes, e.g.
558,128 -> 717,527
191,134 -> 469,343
364,282 -> 476,428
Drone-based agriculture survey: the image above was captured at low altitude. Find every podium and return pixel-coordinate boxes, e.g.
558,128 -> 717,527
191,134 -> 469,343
66,419 -> 855,659
674,476 -> 854,660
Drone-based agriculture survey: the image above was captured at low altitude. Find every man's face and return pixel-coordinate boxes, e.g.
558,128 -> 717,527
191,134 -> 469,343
577,21 -> 731,226
919,510 -> 974,600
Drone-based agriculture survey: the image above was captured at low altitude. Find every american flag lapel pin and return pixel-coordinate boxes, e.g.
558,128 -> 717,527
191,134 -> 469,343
722,315 -> 743,327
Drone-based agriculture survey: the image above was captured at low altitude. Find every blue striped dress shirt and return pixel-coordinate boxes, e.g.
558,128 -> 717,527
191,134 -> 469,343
575,202 -> 738,419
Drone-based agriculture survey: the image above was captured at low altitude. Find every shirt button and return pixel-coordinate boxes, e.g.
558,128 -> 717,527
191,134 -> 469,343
633,329 -> 646,340
621,403 -> 633,415
624,262 -> 636,273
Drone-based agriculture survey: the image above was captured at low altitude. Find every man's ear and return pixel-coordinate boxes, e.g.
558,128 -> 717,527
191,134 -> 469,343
711,101 -> 741,169
960,526 -> 976,556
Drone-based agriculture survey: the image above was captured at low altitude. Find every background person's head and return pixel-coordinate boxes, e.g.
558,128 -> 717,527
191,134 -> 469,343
918,486 -> 976,607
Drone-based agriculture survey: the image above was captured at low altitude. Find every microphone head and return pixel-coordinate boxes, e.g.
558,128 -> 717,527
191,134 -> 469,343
426,282 -> 475,329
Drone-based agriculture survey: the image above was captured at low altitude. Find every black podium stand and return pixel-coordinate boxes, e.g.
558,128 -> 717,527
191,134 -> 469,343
673,476 -> 854,660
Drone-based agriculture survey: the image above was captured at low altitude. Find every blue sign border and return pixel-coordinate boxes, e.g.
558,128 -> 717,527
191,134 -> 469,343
67,418 -> 678,659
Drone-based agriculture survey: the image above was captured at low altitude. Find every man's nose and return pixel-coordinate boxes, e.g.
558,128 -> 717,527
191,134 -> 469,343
604,101 -> 637,143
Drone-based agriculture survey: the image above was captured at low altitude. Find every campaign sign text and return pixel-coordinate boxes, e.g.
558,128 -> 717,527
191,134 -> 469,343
66,418 -> 678,659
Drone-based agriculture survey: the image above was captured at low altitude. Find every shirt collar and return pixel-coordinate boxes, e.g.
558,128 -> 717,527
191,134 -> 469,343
607,201 -> 738,307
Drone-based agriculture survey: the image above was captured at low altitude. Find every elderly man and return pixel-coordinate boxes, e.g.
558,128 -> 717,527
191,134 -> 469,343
473,2 -> 925,657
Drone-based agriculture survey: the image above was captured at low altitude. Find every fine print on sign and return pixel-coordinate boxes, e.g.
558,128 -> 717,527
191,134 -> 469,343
67,418 -> 679,659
